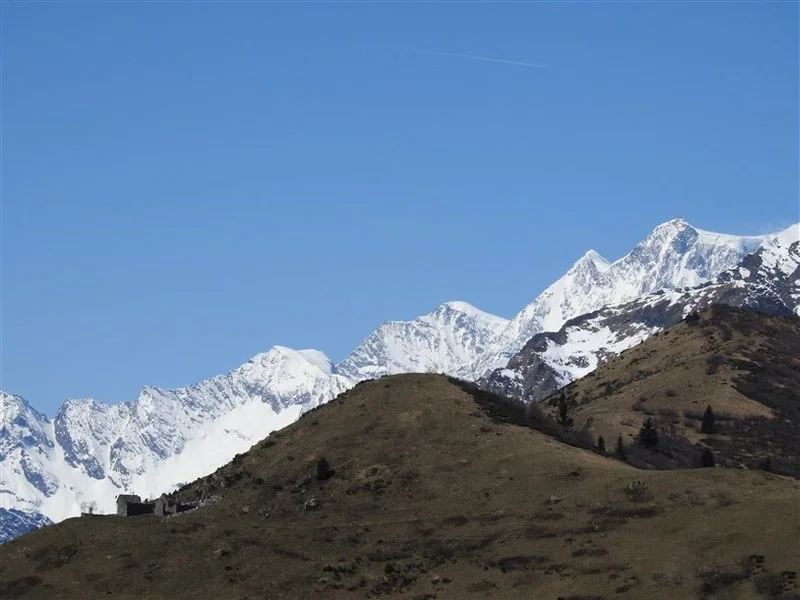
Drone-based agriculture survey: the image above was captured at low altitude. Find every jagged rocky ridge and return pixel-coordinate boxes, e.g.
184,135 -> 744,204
471,218 -> 770,377
1,219 -> 796,542
481,224 -> 800,403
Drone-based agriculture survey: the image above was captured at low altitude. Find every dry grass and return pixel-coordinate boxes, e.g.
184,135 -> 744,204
549,306 -> 800,475
1,371 -> 798,599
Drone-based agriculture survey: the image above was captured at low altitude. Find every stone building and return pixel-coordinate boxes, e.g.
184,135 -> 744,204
154,494 -> 193,516
115,493 -> 195,517
116,494 -> 155,517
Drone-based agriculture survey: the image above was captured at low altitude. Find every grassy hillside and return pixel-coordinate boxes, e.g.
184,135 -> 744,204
1,368 -> 798,599
546,305 -> 800,476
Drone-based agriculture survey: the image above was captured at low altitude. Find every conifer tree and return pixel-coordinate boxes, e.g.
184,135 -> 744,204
700,447 -> 715,467
637,417 -> 659,449
700,405 -> 716,434
615,433 -> 626,460
556,392 -> 574,431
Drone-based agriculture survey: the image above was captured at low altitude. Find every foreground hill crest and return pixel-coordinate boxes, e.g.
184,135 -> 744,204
1,370 -> 798,599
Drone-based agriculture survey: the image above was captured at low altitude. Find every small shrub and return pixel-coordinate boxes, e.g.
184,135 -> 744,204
664,388 -> 677,398
712,491 -> 733,507
754,573 -> 785,597
316,457 -> 335,481
597,435 -> 606,454
706,354 -> 725,375
625,480 -> 653,503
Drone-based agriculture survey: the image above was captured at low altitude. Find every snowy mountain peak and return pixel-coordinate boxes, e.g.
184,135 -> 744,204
61,397 -> 100,408
569,250 -> 611,276
230,346 -> 348,406
471,218 -> 775,378
335,302 -> 508,382
726,222 -> 800,313
1,391 -> 36,419
296,349 -> 335,375
577,249 -> 610,269
0,392 -> 51,457
634,219 -> 767,265
439,300 -> 484,315
770,223 -> 800,249
652,216 -> 690,232
241,346 -> 328,377
429,301 -> 509,329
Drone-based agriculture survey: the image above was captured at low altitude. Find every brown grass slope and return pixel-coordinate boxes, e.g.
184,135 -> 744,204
549,305 -> 800,476
1,370 -> 799,599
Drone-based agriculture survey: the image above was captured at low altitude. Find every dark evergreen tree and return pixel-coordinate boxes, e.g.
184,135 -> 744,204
761,456 -> 773,473
700,405 -> 716,434
597,435 -> 606,454
636,417 -> 659,449
556,392 -> 574,430
615,433 -> 626,460
316,457 -> 335,481
700,447 -> 715,468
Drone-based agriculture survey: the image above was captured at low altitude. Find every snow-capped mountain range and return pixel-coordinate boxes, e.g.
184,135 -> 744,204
2,218 -> 797,542
471,219 -> 770,377
481,223 -> 800,402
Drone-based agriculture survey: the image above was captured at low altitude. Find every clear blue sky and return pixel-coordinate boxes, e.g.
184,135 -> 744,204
2,1 -> 797,415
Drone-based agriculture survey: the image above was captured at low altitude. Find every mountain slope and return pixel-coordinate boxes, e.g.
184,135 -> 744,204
1,374 -> 797,599
537,305 -> 800,476
473,218 -> 770,377
482,223 -> 799,403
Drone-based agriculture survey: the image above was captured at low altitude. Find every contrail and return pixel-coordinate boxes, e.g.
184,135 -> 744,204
425,50 -> 549,69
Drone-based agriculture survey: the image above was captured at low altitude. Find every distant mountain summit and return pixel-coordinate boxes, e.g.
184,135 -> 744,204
472,218 -> 769,377
336,301 -> 509,381
0,218 -> 794,542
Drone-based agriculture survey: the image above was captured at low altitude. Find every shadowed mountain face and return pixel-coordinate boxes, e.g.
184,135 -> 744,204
1,370 -> 798,600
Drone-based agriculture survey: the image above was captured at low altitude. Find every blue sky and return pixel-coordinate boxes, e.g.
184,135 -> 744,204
3,1 -> 798,415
